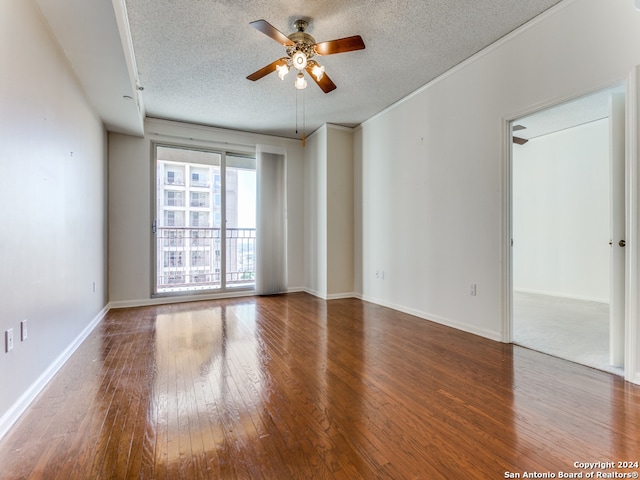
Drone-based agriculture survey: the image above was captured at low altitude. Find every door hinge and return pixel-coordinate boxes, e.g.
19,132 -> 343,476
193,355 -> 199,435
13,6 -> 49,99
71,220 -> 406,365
152,219 -> 157,234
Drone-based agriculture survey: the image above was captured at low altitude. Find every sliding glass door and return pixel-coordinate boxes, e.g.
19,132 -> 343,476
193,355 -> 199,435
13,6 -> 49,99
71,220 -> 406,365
154,144 -> 256,295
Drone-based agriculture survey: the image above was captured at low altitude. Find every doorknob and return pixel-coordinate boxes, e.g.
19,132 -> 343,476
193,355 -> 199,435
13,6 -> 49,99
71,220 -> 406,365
619,240 -> 626,247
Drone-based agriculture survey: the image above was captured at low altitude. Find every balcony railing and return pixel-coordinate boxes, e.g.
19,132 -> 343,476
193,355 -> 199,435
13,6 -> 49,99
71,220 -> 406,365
156,227 -> 256,293
165,177 -> 185,186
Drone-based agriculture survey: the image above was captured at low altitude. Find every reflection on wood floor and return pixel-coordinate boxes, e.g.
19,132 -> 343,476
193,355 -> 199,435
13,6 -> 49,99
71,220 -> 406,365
0,293 -> 639,479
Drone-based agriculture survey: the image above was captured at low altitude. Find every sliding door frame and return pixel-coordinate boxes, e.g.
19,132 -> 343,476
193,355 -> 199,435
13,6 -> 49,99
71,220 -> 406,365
151,140 -> 256,298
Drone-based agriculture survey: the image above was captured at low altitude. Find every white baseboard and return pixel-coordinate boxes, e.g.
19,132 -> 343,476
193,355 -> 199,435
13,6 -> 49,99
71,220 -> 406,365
286,287 -> 306,294
109,289 -> 256,309
304,290 -> 500,341
0,305 -> 109,440
301,288 -> 356,301
326,292 -> 356,300
301,287 -> 326,299
359,294 -> 502,342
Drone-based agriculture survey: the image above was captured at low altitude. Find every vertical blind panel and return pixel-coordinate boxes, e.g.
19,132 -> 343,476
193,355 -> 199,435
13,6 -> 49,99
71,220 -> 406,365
255,146 -> 288,295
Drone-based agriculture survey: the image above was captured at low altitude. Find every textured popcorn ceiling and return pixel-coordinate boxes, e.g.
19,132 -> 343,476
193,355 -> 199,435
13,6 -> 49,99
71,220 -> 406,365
124,0 -> 564,139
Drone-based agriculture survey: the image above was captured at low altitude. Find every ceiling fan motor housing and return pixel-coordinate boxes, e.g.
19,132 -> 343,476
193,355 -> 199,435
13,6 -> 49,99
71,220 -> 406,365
286,19 -> 316,62
287,31 -> 316,59
288,30 -> 315,45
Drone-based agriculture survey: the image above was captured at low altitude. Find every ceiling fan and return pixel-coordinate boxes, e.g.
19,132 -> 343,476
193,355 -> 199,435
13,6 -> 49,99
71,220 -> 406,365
246,19 -> 365,93
513,124 -> 529,145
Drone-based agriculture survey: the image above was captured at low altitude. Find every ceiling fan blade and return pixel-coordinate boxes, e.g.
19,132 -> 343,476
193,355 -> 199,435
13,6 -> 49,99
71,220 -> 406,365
314,35 -> 365,55
249,20 -> 294,46
306,67 -> 337,93
512,124 -> 527,132
513,136 -> 529,145
246,58 -> 288,81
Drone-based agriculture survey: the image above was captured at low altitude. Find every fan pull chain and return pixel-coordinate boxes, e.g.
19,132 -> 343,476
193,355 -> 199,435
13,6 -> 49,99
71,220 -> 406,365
295,87 -> 306,147
302,89 -> 306,147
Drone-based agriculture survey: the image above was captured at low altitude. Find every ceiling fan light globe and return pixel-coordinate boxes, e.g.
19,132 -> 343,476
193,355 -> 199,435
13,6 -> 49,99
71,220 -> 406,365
312,64 -> 325,81
292,51 -> 308,70
295,72 -> 307,89
276,64 -> 289,80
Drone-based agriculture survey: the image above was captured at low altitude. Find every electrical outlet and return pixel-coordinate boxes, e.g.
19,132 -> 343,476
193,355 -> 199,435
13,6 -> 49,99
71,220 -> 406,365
21,320 -> 27,341
5,329 -> 13,352
470,283 -> 477,296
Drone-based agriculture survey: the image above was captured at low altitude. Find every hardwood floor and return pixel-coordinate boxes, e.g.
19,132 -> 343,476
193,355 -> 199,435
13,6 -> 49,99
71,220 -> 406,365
1,293 -> 639,479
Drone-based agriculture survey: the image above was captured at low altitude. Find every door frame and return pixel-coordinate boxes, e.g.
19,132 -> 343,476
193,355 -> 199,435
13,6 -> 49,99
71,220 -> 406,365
501,67 -> 639,384
151,141 -> 257,298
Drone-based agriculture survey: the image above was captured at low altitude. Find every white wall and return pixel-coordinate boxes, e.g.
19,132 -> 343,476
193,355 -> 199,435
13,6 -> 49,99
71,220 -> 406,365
354,0 -> 640,353
108,132 -> 151,302
108,118 -> 305,306
513,119 -> 610,302
0,0 -> 108,433
327,127 -> 355,297
304,127 -> 328,297
304,124 -> 354,298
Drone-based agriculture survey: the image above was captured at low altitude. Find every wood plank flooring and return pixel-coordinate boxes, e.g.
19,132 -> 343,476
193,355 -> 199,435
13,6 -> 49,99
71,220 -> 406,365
0,293 -> 639,479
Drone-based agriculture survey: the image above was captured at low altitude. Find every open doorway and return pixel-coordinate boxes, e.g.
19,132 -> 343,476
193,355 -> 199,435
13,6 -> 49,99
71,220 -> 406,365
510,84 -> 625,376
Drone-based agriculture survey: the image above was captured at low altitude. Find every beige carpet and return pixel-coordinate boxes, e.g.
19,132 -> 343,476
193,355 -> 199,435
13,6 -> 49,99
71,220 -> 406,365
513,292 -> 624,376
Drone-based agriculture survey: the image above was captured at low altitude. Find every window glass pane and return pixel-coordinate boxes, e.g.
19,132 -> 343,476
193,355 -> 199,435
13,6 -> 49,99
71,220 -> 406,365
226,156 -> 256,287
156,146 -> 220,293
155,146 -> 255,294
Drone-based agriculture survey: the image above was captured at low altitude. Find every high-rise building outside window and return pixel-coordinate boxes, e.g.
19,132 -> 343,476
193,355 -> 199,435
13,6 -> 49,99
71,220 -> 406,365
155,145 -> 256,294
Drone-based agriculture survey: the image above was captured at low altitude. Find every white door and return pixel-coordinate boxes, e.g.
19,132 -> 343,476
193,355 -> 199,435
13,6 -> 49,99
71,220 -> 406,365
609,93 -> 626,367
